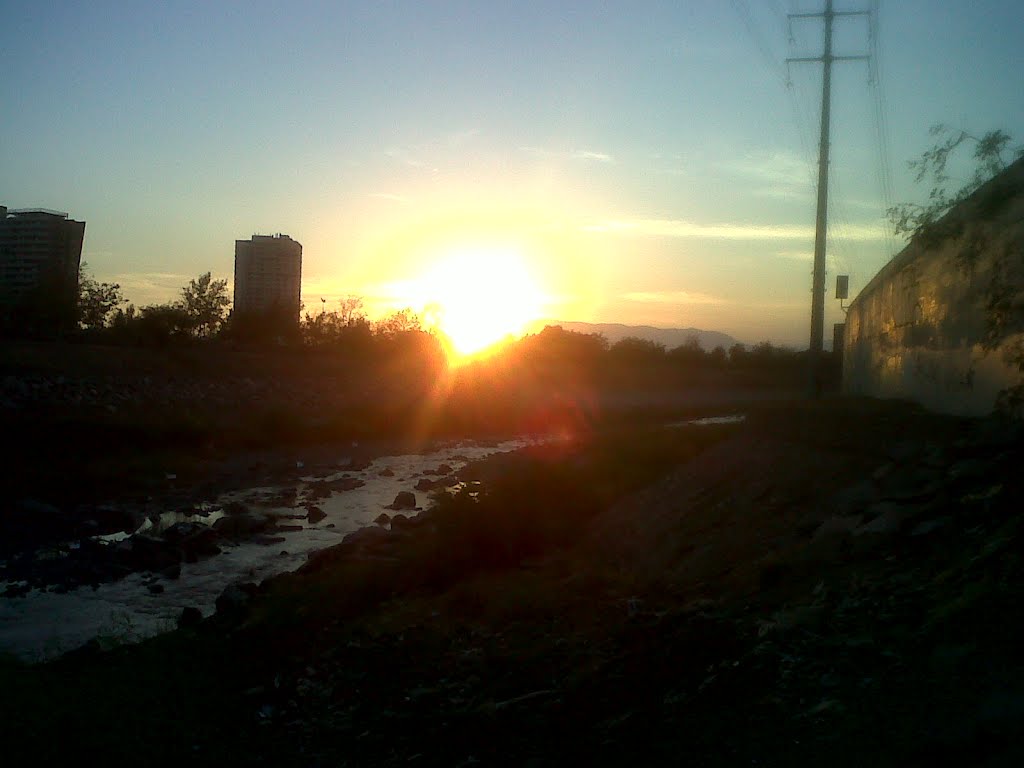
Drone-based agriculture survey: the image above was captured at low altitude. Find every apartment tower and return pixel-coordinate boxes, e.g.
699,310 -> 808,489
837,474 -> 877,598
233,233 -> 302,323
0,206 -> 86,330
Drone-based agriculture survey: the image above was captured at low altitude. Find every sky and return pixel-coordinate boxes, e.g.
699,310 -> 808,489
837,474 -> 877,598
2,0 -> 1022,347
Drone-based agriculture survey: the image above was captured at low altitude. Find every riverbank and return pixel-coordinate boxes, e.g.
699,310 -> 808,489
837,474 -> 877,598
1,338 -> 786,553
2,398 -> 1021,766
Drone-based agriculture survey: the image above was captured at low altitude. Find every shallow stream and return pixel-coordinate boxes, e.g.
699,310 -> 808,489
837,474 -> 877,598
0,437 -> 537,661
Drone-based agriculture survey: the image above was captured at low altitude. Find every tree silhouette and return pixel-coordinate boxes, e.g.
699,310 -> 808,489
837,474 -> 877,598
78,263 -> 126,330
179,272 -> 230,337
888,124 -> 1023,245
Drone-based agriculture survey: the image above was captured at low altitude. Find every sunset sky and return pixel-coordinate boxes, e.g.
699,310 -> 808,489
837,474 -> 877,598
2,0 -> 1022,347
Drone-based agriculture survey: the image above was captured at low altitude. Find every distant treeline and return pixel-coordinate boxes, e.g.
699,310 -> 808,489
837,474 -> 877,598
3,269 -> 828,390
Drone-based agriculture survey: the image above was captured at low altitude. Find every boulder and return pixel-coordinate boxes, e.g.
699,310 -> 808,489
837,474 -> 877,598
332,477 -> 366,492
389,491 -> 417,510
414,478 -> 437,492
222,501 -> 249,516
89,504 -> 140,535
339,457 -> 372,472
177,526 -> 222,559
163,522 -> 209,545
213,513 -> 272,538
253,535 -> 287,546
306,505 -> 327,524
215,582 -> 258,614
178,606 -> 203,628
160,563 -> 182,580
121,535 -> 182,572
341,525 -> 392,550
374,512 -> 392,526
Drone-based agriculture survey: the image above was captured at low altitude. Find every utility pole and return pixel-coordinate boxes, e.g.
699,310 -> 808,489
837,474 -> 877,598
787,0 -> 869,396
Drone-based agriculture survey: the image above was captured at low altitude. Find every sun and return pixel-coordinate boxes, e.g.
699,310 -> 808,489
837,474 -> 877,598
416,246 -> 545,362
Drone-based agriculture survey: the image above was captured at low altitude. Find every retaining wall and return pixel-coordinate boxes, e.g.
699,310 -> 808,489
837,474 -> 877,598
843,159 -> 1024,416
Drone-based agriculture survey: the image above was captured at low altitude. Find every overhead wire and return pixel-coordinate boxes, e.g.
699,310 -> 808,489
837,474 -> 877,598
868,0 -> 897,262
783,1 -> 826,292
730,1 -> 890,309
730,0 -> 790,87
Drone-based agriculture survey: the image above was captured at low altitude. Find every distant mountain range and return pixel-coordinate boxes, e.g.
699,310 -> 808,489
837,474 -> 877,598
528,321 -> 735,351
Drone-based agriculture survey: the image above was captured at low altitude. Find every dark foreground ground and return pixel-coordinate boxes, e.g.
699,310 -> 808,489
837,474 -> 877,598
2,395 -> 1022,766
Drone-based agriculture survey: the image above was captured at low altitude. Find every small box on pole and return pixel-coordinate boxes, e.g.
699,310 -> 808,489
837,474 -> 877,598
836,275 -> 849,300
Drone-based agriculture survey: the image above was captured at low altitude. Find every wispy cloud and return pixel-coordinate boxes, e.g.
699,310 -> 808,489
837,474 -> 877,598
720,150 -> 814,201
383,147 -> 427,168
623,290 -> 729,305
583,218 -> 886,241
446,128 -> 480,148
106,272 -> 192,290
520,146 -> 615,164
726,150 -> 810,183
368,192 -> 410,203
649,151 -> 688,176
571,149 -> 614,163
774,249 -> 814,261
100,272 -> 204,306
382,129 -> 480,170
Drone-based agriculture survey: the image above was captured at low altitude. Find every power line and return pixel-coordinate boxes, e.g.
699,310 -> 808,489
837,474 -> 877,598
731,0 -> 789,87
868,0 -> 897,261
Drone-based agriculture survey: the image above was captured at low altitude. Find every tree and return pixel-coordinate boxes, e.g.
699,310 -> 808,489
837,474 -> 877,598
728,343 -> 748,366
708,345 -> 727,367
338,295 -> 366,326
78,263 -> 126,330
375,308 -> 423,336
608,337 -> 666,365
888,124 -> 1023,245
668,336 -> 707,367
179,272 -> 231,337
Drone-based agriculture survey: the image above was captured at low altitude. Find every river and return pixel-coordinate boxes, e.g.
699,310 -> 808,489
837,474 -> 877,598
0,436 -> 540,661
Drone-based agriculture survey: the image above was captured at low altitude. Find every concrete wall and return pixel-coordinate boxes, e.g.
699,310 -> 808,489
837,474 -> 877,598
843,159 -> 1024,416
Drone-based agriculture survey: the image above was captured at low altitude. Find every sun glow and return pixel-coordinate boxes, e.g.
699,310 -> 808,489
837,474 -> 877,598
415,246 -> 545,363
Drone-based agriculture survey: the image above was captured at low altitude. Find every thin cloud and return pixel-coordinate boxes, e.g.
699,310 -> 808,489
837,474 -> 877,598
724,150 -> 810,185
520,146 -> 614,164
383,147 -> 426,168
774,250 -> 814,261
368,192 -> 410,203
571,149 -> 614,163
446,128 -> 480,148
623,290 -> 729,306
721,150 -> 814,201
583,218 -> 887,241
653,166 -> 688,177
102,272 -> 206,306
106,272 -> 192,290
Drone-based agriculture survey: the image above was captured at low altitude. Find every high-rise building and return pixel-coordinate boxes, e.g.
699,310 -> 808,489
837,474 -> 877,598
0,206 -> 86,330
233,233 -> 302,323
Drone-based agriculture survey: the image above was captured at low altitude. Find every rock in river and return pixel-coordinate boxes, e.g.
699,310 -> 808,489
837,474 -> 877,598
388,491 -> 417,510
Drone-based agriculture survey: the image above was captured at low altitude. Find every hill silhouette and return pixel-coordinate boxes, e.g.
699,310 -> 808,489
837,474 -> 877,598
530,320 -> 735,351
